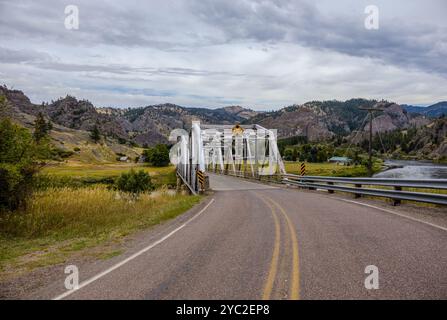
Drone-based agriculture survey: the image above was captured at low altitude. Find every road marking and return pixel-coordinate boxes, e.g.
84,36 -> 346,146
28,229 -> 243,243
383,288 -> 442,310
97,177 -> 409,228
256,195 -> 281,300
53,198 -> 216,300
266,197 -> 300,300
339,199 -> 447,232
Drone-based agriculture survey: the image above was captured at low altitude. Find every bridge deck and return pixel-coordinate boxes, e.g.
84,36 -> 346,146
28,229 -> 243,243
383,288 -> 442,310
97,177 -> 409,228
208,173 -> 278,191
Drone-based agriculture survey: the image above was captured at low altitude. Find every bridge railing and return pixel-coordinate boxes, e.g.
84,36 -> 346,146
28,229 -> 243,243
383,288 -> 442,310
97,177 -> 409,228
282,174 -> 447,206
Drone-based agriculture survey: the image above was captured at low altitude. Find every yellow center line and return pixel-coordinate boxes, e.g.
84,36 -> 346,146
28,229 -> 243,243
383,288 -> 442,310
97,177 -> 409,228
266,197 -> 300,300
254,192 -> 281,300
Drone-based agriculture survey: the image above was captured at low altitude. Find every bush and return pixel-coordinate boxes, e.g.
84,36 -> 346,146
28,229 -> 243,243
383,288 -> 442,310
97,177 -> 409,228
0,118 -> 40,210
143,144 -> 170,167
54,148 -> 74,159
114,169 -> 154,195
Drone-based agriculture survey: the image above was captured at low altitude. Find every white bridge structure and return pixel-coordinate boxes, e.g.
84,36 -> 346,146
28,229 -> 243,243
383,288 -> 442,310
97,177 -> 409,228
170,121 -> 286,194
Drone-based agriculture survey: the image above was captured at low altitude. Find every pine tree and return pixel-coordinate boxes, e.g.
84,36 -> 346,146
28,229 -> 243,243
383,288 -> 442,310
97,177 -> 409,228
33,112 -> 51,142
0,95 -> 11,119
90,124 -> 101,143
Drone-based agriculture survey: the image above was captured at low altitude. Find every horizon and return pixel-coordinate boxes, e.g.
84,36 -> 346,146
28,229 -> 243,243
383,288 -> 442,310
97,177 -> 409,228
1,0 -> 446,110
2,83 -> 444,111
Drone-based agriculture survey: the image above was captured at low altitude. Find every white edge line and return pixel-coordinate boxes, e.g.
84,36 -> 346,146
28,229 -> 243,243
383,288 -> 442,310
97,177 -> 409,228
53,198 -> 215,300
339,199 -> 447,232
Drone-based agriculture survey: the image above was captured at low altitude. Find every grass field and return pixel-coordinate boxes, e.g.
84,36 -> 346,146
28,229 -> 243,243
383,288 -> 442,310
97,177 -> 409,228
39,162 -> 177,188
284,161 -> 383,177
0,186 -> 200,278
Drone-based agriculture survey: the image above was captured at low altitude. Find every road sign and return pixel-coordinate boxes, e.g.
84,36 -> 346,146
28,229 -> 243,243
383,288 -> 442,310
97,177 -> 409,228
300,162 -> 306,176
196,169 -> 206,190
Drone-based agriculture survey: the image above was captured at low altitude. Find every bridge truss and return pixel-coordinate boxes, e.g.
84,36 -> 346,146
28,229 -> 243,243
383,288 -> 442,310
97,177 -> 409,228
172,121 -> 286,194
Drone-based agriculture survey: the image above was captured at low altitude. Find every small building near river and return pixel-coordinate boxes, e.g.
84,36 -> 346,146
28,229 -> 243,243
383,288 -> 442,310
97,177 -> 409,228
328,156 -> 352,165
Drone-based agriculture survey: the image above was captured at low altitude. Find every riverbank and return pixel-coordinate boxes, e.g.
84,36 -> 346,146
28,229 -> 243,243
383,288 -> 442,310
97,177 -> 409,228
284,161 -> 382,177
374,160 -> 447,179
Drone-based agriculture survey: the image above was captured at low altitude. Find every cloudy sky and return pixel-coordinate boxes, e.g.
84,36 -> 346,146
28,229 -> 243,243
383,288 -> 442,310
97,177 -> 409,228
1,0 -> 446,109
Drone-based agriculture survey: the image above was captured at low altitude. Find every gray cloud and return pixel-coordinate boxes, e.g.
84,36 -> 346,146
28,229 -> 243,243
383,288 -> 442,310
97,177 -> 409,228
29,60 -> 246,78
0,47 -> 51,63
190,0 -> 447,76
0,0 -> 446,108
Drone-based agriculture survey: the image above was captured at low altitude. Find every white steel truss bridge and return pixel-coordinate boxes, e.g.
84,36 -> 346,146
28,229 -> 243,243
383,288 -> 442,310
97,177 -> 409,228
170,121 -> 286,194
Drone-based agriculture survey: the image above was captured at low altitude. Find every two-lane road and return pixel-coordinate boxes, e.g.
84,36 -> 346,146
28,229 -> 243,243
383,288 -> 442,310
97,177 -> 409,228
49,174 -> 446,299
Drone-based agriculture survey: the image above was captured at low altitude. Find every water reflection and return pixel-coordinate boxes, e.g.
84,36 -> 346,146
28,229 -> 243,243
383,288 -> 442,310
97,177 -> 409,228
374,160 -> 447,179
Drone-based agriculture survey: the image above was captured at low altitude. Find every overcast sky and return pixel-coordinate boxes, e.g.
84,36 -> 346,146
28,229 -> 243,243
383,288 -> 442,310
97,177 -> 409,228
1,0 -> 446,109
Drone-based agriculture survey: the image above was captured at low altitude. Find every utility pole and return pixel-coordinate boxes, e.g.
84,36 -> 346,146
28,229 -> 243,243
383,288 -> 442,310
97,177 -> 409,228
359,103 -> 386,176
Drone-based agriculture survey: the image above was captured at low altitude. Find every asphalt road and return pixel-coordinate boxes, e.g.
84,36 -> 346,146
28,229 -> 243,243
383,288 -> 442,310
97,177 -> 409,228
51,174 -> 446,299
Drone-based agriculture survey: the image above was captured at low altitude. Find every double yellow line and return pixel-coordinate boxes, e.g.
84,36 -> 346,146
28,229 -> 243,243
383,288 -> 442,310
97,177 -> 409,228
256,193 -> 300,300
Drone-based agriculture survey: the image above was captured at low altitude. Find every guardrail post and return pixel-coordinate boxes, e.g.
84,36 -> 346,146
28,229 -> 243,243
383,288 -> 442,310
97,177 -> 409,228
327,182 -> 334,193
354,184 -> 362,198
176,174 -> 182,193
393,186 -> 402,206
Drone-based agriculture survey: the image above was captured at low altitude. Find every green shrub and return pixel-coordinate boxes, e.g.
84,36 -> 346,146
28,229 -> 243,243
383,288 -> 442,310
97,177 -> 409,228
0,118 -> 40,210
143,144 -> 170,167
54,148 -> 74,159
114,169 -> 154,195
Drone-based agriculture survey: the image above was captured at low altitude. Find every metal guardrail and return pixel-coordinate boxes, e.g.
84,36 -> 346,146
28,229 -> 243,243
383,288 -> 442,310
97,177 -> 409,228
283,174 -> 447,190
202,170 -> 447,206
283,174 -> 447,206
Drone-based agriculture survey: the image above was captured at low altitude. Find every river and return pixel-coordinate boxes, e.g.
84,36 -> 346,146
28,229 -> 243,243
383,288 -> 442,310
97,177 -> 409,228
374,160 -> 447,179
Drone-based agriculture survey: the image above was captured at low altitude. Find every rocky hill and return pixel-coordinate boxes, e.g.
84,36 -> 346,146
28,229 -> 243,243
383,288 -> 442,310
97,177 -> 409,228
370,102 -> 429,134
247,99 -> 428,141
410,117 -> 447,160
0,86 -> 258,146
0,85 -> 432,147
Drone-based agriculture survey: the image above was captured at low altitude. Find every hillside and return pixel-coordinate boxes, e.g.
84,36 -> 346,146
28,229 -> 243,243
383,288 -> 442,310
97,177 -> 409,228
247,99 -> 428,141
0,86 -> 259,147
0,85 -> 435,153
403,102 -> 447,118
0,87 -> 140,163
123,104 -> 259,146
408,117 -> 447,160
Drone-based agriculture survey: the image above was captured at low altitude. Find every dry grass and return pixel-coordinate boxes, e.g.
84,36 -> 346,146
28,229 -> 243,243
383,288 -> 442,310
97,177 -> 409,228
0,186 -> 200,276
39,163 -> 177,188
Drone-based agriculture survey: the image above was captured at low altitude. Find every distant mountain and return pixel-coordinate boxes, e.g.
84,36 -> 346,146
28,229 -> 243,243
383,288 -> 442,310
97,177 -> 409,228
247,99 -> 428,141
3,85 -> 442,160
120,103 -> 259,146
402,102 -> 447,118
1,85 -> 431,145
0,85 -> 259,146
